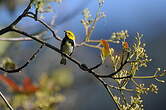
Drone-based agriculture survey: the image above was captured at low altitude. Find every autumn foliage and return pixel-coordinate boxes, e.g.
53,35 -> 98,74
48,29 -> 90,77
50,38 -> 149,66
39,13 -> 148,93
0,74 -> 39,93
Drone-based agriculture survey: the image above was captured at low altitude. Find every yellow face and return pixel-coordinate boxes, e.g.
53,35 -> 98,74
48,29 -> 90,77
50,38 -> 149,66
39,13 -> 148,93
65,30 -> 76,40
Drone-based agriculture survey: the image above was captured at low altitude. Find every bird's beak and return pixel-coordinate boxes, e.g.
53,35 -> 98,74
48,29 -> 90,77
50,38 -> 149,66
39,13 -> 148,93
64,30 -> 66,33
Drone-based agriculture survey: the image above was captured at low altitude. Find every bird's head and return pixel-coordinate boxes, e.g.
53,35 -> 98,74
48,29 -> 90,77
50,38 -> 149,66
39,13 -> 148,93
64,30 -> 76,40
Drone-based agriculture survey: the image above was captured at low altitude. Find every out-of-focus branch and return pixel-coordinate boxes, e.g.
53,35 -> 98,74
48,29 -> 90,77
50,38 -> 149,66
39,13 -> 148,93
0,44 -> 43,73
0,36 -> 51,41
0,91 -> 14,110
0,37 -> 37,41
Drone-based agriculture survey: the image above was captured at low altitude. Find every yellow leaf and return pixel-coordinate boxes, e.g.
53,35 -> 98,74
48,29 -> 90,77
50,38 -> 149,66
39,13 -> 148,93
100,40 -> 111,62
122,41 -> 129,49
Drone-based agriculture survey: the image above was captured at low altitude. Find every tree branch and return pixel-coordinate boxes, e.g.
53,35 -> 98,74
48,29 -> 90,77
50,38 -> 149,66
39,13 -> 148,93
0,0 -> 34,36
0,91 -> 14,110
9,0 -> 34,27
26,14 -> 62,41
0,44 -> 43,73
96,51 -> 130,78
10,28 -> 122,109
0,36 -> 51,41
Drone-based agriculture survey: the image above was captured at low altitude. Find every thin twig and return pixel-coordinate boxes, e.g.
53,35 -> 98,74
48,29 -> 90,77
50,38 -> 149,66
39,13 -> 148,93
108,85 -> 134,92
87,39 -> 120,43
81,42 -> 101,49
89,62 -> 102,70
0,0 -> 34,35
133,73 -> 166,79
106,84 -> 121,110
95,52 -> 130,78
0,44 -> 44,73
26,14 -> 62,41
0,91 -> 14,110
0,37 -> 34,41
118,84 -> 127,106
112,72 -> 166,80
10,0 -> 34,27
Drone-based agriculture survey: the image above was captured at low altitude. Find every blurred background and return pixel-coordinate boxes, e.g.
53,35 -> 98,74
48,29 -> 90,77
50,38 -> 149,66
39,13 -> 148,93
0,0 -> 166,110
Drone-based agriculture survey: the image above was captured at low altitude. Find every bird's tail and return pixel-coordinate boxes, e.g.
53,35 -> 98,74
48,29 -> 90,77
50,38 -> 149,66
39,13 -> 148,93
60,56 -> 66,65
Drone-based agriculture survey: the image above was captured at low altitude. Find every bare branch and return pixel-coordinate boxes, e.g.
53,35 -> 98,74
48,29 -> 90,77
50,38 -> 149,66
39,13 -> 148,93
96,51 -> 130,78
0,37 -> 36,41
26,14 -> 62,41
0,36 -> 51,41
10,0 -> 34,27
89,61 -> 102,70
0,0 -> 34,35
0,44 -> 44,73
0,91 -> 14,110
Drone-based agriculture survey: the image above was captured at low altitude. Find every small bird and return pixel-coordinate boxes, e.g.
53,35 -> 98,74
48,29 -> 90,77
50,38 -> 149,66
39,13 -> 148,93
60,30 -> 76,65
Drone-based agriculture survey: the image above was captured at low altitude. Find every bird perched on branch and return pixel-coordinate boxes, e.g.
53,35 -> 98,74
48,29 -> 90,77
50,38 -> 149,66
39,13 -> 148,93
60,30 -> 76,65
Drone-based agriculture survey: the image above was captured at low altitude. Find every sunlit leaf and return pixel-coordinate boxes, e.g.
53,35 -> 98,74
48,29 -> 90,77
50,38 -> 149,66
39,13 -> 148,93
100,40 -> 113,62
100,40 -> 110,55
